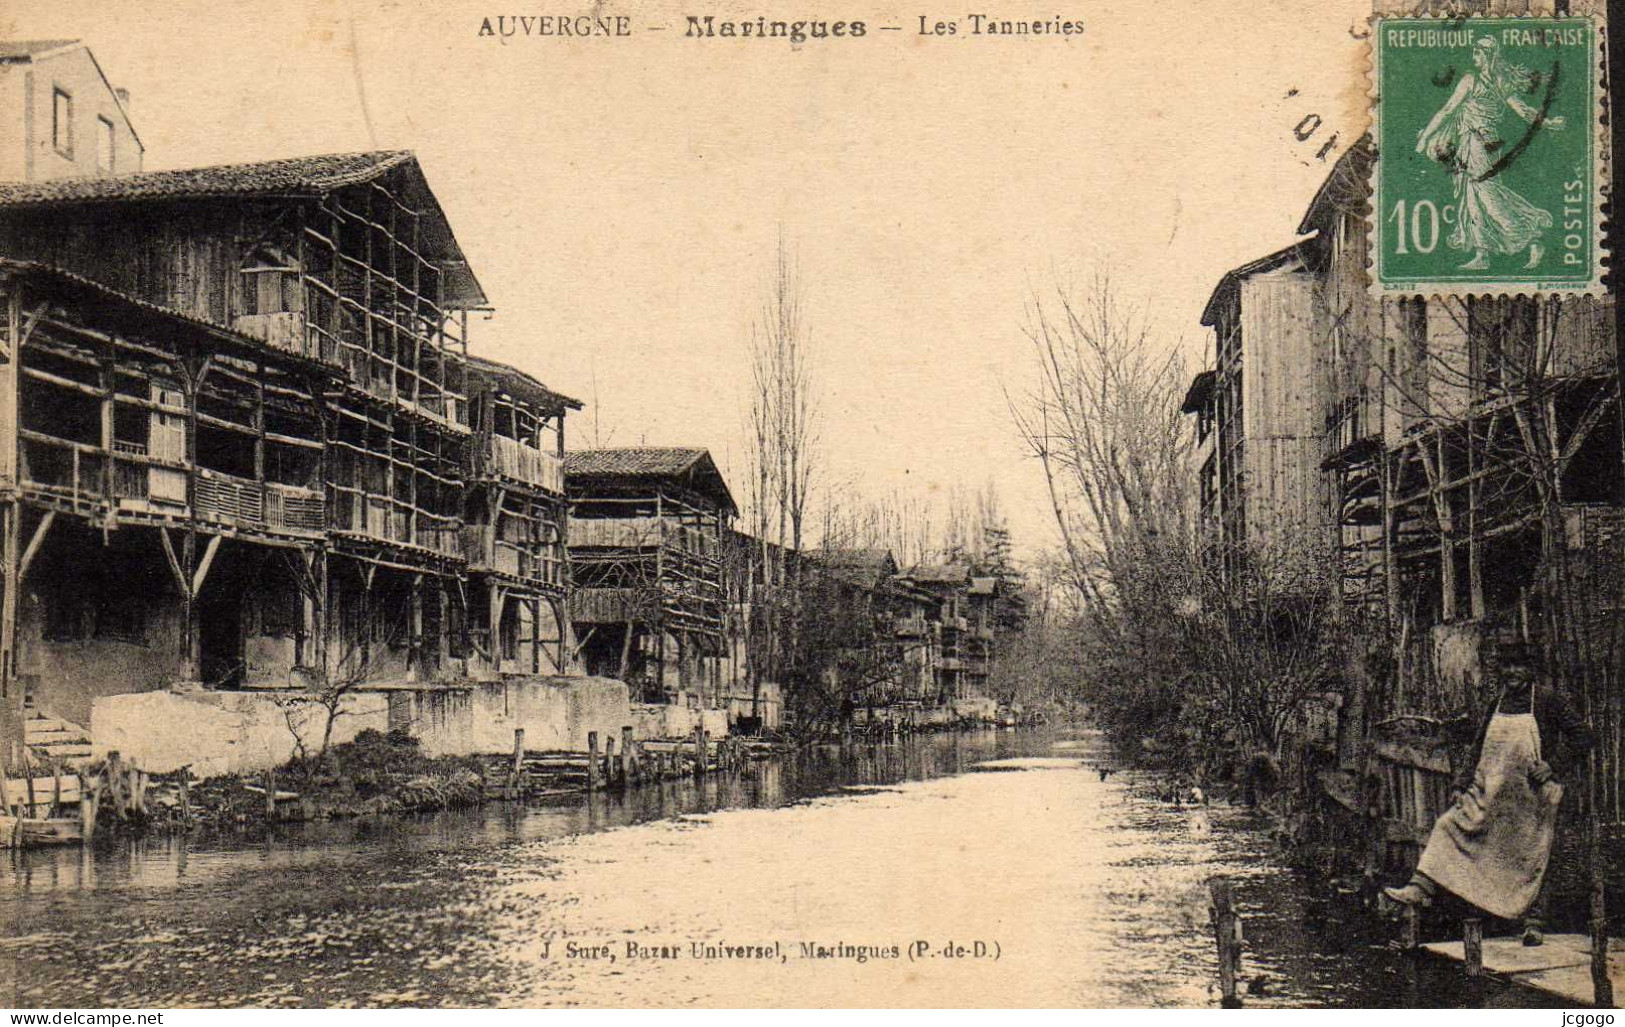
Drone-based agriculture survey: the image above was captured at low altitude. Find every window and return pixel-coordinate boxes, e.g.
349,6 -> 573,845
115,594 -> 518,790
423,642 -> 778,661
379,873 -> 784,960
96,115 -> 114,174
51,88 -> 72,158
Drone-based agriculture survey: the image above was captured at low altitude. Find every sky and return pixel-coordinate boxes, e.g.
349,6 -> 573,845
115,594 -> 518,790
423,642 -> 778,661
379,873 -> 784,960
4,0 -> 1373,561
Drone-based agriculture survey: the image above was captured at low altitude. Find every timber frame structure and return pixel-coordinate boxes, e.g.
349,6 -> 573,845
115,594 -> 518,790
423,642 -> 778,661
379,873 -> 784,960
0,152 -> 579,761
564,448 -> 736,707
1299,139 -> 1625,869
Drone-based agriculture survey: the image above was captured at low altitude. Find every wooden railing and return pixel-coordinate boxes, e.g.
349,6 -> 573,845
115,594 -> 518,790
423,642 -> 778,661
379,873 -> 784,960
485,434 -> 564,493
196,469 -> 324,535
331,487 -> 461,557
459,524 -> 566,585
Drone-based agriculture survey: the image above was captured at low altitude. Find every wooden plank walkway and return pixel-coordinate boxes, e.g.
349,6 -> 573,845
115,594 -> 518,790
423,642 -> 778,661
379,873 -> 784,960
1422,934 -> 1624,1005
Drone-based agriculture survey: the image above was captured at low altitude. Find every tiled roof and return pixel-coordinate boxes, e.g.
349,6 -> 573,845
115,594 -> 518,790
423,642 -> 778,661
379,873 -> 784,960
565,447 -> 711,478
0,40 -> 81,61
565,447 -> 737,514
0,150 -> 416,207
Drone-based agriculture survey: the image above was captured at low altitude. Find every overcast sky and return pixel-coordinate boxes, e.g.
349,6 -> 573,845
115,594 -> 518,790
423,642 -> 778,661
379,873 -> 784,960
5,0 -> 1372,561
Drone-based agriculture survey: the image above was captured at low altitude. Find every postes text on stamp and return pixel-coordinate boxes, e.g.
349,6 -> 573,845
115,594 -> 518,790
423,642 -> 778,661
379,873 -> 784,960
1371,15 -> 1604,296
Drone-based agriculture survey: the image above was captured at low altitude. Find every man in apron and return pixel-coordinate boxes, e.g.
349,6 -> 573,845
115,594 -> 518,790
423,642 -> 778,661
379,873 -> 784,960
1383,644 -> 1595,945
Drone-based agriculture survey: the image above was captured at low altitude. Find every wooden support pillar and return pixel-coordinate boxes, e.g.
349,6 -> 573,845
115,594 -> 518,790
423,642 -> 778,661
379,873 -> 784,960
620,725 -> 633,788
1462,918 -> 1482,977
586,731 -> 600,791
603,735 -> 616,790
511,728 -> 525,798
408,573 -> 424,680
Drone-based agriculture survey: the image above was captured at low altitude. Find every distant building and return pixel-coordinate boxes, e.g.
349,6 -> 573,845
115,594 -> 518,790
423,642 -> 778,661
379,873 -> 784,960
0,40 -> 142,182
901,563 -> 971,702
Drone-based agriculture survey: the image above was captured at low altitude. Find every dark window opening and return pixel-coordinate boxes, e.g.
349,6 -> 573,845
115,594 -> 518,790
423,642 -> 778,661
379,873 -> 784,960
52,87 -> 72,158
95,115 -> 114,174
195,423 -> 256,479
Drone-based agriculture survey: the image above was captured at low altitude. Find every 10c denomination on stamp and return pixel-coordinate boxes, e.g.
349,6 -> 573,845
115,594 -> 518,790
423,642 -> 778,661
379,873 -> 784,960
1370,14 -> 1606,296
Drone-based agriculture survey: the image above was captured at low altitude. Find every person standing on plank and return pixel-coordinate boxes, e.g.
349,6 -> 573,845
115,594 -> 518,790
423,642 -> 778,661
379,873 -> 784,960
1384,643 -> 1594,945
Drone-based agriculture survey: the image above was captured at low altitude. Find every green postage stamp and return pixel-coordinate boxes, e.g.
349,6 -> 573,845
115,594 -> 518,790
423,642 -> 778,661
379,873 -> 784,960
1371,15 -> 1606,296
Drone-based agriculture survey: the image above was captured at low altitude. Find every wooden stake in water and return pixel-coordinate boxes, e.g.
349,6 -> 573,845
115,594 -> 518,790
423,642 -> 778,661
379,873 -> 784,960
620,726 -> 633,788
587,732 -> 600,791
1209,877 -> 1243,1008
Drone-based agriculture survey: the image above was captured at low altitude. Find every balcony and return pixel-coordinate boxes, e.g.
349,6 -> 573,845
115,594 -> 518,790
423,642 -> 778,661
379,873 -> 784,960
195,469 -> 325,536
895,616 -> 927,638
460,524 -> 566,587
331,489 -> 461,557
569,517 -> 718,561
232,312 -> 336,365
484,434 -> 564,494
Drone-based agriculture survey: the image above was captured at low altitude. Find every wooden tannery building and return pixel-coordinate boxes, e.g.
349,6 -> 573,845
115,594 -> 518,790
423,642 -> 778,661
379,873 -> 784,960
564,447 -> 736,708
1184,131 -> 1625,889
0,150 -> 580,764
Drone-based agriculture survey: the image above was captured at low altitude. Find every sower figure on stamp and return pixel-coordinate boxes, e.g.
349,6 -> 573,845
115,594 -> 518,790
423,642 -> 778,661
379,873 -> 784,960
1415,36 -> 1564,271
1384,644 -> 1595,945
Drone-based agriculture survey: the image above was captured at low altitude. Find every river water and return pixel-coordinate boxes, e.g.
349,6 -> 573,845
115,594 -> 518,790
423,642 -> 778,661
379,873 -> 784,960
0,729 -> 1564,1008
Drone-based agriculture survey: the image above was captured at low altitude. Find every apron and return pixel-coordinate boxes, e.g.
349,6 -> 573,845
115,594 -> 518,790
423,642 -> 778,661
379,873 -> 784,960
1416,698 -> 1562,919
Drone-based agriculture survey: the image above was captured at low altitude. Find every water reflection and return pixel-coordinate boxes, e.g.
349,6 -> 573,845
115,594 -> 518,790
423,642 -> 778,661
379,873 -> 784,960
0,730 -> 1571,1008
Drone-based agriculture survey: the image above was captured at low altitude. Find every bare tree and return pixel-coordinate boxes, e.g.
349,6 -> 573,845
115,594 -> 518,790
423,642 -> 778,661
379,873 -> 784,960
743,231 -> 822,719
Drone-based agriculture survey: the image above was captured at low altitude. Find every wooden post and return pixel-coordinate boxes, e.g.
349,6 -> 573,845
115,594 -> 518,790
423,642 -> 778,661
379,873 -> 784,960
1462,918 -> 1482,977
1209,877 -> 1242,1008
130,766 -> 146,817
1399,904 -> 1421,951
587,731 -> 600,791
511,728 -> 525,798
692,726 -> 704,777
604,736 -> 616,790
49,760 -> 61,819
620,726 -> 633,788
105,752 -> 124,818
263,768 -> 277,822
1592,871 -> 1614,1009
80,772 -> 100,841
178,766 -> 191,826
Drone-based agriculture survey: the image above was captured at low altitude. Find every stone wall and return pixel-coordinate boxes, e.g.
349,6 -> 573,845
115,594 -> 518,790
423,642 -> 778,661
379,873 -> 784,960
90,689 -> 389,778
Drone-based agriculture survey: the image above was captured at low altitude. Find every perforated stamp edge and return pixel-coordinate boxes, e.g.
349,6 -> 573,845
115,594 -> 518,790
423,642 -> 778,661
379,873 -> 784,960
1364,8 -> 1610,300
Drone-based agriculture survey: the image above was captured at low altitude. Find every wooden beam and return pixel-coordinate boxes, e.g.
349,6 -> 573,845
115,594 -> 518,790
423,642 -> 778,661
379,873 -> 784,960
157,527 -> 186,594
192,534 -> 222,594
15,511 -> 54,585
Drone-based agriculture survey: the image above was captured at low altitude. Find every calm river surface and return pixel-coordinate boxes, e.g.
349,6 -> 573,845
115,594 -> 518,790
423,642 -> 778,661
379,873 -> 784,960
0,729 -> 1564,1007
